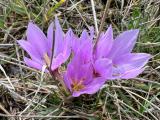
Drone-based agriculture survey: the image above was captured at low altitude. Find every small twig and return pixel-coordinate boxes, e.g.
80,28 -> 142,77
106,92 -> 151,120
0,104 -> 11,115
94,0 -> 112,49
62,107 -> 95,118
134,78 -> 160,85
0,58 -> 41,73
0,44 -> 14,46
15,41 -> 23,77
19,65 -> 46,115
0,113 -> 82,119
114,91 -> 122,120
127,90 -> 160,111
90,0 -> 98,35
0,65 -> 15,90
69,0 -> 90,29
125,89 -> 158,120
46,0 -> 66,21
27,94 -> 50,117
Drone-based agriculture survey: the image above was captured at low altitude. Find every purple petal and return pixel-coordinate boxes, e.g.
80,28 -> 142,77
62,28 -> 72,57
78,40 -> 93,64
71,29 -> 91,54
71,39 -> 93,66
94,58 -> 112,79
121,68 -> 145,79
24,57 -> 43,70
111,53 -> 151,79
80,30 -> 89,41
78,64 -> 93,84
54,16 -> 64,56
96,25 -> 113,58
63,73 -> 72,91
67,61 -> 92,84
27,22 -> 48,56
71,35 -> 79,54
17,40 -> 42,63
89,26 -> 94,40
108,29 -> 139,59
114,53 -> 151,69
72,77 -> 105,97
66,61 -> 86,83
69,39 -> 93,81
47,22 -> 54,56
47,22 -> 71,67
51,53 -> 66,71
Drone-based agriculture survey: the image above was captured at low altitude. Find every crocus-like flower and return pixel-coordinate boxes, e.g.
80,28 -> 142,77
18,17 -> 72,71
95,25 -> 151,79
64,33 -> 112,97
71,27 -> 94,54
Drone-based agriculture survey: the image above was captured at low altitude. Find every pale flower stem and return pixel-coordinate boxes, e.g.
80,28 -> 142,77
90,0 -> 99,35
94,0 -> 112,49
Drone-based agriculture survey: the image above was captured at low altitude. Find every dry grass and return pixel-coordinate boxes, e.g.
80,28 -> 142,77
0,0 -> 160,120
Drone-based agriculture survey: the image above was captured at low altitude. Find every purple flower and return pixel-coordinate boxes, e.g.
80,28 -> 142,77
18,17 -> 72,71
71,27 -> 94,54
18,15 -> 151,97
95,25 -> 151,79
64,32 -> 112,97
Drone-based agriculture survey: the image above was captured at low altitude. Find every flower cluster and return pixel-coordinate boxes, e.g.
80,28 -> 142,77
18,17 -> 151,97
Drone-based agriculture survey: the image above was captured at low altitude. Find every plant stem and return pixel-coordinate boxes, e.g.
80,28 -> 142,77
94,0 -> 112,49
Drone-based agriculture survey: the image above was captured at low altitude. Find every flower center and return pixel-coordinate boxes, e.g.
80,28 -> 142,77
93,69 -> 101,77
72,79 -> 85,91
